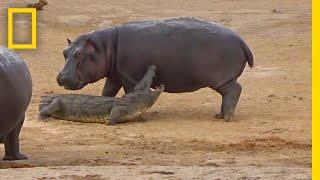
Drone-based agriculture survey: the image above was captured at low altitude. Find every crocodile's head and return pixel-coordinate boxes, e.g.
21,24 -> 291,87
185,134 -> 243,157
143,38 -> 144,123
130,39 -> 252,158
150,84 -> 165,97
144,84 -> 165,106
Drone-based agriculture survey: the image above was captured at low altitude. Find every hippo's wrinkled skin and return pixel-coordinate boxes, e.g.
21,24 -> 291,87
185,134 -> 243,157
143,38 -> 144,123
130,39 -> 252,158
0,46 -> 32,160
57,17 -> 254,121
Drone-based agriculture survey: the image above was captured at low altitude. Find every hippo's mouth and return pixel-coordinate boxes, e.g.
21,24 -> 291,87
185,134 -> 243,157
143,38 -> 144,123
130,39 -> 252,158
64,80 -> 88,90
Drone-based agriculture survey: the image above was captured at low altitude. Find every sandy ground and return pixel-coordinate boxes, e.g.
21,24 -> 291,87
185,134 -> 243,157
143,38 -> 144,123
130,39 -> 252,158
0,0 -> 311,179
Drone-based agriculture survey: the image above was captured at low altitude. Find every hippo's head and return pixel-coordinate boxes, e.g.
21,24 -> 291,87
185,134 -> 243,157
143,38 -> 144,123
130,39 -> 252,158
57,36 -> 109,90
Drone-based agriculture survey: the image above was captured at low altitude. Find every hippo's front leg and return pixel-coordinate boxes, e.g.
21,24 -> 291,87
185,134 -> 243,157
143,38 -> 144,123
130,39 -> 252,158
3,115 -> 27,161
102,79 -> 122,97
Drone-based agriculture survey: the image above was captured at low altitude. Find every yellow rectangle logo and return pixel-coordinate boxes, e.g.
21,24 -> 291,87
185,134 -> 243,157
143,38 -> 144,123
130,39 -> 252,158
8,8 -> 37,49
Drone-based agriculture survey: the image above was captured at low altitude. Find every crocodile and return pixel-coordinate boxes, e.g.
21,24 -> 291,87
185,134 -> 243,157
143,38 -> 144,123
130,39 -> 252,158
39,65 -> 164,125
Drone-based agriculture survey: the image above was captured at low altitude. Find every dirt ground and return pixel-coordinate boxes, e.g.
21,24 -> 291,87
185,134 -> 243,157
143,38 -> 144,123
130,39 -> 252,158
0,0 -> 311,179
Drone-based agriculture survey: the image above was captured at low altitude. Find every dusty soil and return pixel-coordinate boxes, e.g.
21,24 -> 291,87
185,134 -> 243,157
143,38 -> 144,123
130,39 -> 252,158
0,0 -> 311,178
0,166 -> 311,179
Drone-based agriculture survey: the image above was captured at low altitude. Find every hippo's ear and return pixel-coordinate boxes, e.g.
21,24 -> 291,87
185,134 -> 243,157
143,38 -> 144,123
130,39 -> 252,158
67,38 -> 72,45
85,38 -> 97,52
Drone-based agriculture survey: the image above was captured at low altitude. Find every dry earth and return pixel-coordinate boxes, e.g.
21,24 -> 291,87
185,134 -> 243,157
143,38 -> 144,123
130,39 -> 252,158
0,0 -> 311,179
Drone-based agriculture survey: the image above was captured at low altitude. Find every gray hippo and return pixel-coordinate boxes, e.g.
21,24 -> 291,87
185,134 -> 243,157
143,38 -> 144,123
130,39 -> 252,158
0,46 -> 32,160
57,17 -> 254,121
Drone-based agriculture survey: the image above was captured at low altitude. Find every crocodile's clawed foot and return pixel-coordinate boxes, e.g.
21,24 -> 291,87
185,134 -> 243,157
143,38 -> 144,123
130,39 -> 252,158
106,117 -> 119,126
106,120 -> 117,126
136,116 -> 147,122
38,114 -> 50,121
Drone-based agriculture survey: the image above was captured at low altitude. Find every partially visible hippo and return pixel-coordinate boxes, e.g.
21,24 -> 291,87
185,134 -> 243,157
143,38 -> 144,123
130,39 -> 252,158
0,46 -> 32,160
57,17 -> 254,121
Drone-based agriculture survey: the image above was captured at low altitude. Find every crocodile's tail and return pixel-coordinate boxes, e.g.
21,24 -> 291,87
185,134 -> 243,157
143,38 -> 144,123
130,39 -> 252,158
241,40 -> 254,68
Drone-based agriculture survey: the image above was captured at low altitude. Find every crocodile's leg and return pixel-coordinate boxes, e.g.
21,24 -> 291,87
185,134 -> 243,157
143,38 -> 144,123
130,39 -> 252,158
133,65 -> 157,91
107,105 -> 142,125
39,99 -> 61,119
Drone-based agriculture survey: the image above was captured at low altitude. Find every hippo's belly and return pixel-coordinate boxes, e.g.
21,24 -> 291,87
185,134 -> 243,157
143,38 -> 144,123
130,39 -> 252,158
116,18 -> 247,92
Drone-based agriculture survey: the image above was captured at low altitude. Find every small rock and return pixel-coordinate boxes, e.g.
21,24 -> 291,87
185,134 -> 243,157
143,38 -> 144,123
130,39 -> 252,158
272,9 -> 282,13
205,160 -> 221,167
268,94 -> 276,98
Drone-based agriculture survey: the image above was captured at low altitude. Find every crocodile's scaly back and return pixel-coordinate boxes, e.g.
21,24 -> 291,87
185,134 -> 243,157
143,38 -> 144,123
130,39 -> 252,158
39,94 -> 118,122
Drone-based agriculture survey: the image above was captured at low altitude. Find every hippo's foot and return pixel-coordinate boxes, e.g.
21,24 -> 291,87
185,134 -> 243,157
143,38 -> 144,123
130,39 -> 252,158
214,80 -> 241,122
3,153 -> 27,161
214,111 -> 234,122
214,113 -> 224,119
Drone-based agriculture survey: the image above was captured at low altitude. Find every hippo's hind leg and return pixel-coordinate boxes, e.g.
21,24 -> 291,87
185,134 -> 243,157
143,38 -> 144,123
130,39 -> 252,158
214,80 -> 242,122
3,115 -> 27,161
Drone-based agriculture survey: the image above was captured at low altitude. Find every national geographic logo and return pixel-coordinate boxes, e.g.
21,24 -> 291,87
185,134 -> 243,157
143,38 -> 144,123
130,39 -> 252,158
7,8 -> 37,49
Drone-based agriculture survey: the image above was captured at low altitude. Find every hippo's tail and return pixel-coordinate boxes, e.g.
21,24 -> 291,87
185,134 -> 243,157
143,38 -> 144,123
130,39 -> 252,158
241,40 -> 254,68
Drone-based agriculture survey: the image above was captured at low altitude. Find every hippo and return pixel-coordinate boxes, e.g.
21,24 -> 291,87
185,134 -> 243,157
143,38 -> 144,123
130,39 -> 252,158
0,46 -> 32,160
57,17 -> 254,121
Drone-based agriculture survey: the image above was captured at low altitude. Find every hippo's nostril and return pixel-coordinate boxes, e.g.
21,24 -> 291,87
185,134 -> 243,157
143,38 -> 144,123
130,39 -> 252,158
57,73 -> 66,86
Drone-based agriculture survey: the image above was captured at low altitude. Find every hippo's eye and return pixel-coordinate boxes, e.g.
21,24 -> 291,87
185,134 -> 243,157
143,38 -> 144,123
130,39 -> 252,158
75,51 -> 82,58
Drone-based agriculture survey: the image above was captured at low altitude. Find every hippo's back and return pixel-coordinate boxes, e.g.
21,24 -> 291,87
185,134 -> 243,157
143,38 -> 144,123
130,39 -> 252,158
116,17 -> 249,92
0,46 -> 32,135
118,17 -> 229,33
